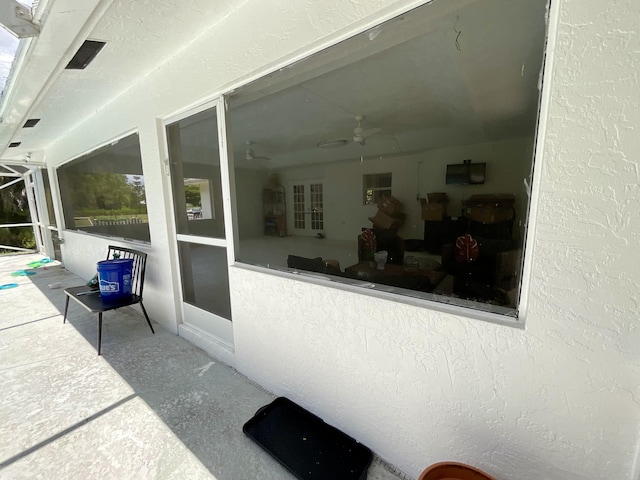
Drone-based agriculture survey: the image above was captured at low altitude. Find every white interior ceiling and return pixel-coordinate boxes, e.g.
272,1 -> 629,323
0,0 -> 548,170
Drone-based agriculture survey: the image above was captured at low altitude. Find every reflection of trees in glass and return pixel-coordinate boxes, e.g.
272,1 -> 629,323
184,184 -> 201,207
130,175 -> 145,204
0,178 -> 35,251
0,179 -> 29,220
68,173 -> 147,216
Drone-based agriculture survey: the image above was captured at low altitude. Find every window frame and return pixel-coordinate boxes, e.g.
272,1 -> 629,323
55,130 -> 151,244
200,0 -> 558,327
363,172 -> 392,205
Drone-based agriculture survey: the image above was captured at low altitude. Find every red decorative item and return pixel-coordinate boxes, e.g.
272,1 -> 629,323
359,229 -> 377,261
455,234 -> 479,263
360,229 -> 377,250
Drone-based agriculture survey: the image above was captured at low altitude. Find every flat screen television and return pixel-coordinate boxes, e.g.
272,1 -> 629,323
446,162 -> 486,185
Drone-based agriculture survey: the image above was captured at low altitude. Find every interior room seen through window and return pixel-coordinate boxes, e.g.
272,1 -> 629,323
225,0 -> 549,317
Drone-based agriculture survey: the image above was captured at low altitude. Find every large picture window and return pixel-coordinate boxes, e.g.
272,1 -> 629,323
226,0 -> 549,317
57,133 -> 150,242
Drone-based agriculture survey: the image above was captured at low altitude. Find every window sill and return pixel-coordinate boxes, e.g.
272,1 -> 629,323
231,262 -> 523,330
62,228 -> 152,246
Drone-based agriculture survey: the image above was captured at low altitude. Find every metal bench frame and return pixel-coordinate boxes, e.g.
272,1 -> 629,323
63,245 -> 155,354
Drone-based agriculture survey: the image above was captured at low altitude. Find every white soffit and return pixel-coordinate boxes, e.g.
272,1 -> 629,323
1,0 -> 240,160
0,0 -> 36,102
0,0 -> 109,159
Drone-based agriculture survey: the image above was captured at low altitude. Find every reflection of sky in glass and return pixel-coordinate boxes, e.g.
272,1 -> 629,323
0,29 -> 19,96
126,174 -> 145,186
0,1 -> 36,96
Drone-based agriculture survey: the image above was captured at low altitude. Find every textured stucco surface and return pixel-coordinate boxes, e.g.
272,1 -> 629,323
230,1 -> 640,478
40,0 -> 640,479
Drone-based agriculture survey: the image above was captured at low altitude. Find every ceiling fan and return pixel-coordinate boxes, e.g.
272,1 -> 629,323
317,115 -> 382,148
245,141 -> 270,161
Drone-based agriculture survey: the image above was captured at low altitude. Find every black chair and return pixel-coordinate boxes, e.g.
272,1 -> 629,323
63,245 -> 155,355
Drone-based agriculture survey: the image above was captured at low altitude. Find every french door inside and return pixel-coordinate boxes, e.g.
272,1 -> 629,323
290,181 -> 324,236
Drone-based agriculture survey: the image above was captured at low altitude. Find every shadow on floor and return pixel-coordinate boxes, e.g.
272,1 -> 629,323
0,255 -> 404,480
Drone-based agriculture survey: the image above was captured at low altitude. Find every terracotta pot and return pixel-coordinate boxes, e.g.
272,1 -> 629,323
418,462 -> 496,480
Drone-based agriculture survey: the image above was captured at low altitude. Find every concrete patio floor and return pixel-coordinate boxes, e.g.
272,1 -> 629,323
0,253 -> 408,480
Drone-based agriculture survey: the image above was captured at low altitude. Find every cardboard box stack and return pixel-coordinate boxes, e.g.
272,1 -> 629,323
462,194 -> 515,224
368,195 -> 405,230
420,192 -> 449,221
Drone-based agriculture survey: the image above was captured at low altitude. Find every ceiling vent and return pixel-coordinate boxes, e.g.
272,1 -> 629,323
66,40 -> 106,70
23,118 -> 40,128
8,142 -> 21,148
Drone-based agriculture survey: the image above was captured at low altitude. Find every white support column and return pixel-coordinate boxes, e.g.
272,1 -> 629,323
23,171 -> 44,253
199,181 -> 213,220
31,168 -> 55,258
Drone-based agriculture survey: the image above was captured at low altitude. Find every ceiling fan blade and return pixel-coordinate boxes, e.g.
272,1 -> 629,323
245,142 -> 271,160
247,153 -> 271,161
317,137 -> 350,148
361,127 -> 382,138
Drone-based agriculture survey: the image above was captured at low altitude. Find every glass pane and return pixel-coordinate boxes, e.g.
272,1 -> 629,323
363,173 -> 388,189
29,181 -> 41,225
363,173 -> 392,204
310,183 -> 323,231
51,230 -> 62,261
30,180 -> 44,248
0,176 -> 32,228
373,189 -> 392,204
42,170 -> 57,227
293,184 -> 305,229
56,134 -> 150,242
228,0 -> 548,315
178,242 -> 231,320
0,29 -> 19,95
167,107 -> 225,239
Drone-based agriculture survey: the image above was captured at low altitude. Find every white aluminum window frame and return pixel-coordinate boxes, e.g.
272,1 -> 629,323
178,0 -> 560,328
54,130 -> 152,244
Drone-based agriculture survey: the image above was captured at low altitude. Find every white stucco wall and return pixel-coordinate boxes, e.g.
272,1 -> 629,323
44,0 -> 640,479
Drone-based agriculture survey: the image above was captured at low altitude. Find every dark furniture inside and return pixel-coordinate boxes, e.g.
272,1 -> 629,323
63,245 -> 155,355
465,218 -> 514,241
423,217 -> 464,253
357,227 -> 405,265
441,237 -> 521,304
423,194 -> 519,305
287,255 -> 342,275
423,215 -> 514,254
344,262 -> 446,292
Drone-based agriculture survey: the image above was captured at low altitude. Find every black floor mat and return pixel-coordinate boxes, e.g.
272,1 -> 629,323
243,397 -> 373,480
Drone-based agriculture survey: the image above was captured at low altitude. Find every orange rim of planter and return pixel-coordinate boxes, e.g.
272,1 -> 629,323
418,461 -> 496,480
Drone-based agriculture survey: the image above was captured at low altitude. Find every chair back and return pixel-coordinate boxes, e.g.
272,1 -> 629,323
106,245 -> 147,298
